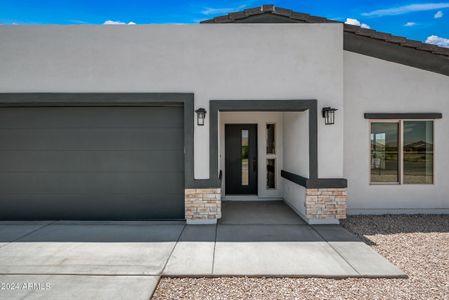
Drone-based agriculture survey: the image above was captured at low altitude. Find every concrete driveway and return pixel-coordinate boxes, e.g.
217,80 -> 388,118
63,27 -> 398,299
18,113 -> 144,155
0,222 -> 180,300
0,202 -> 405,300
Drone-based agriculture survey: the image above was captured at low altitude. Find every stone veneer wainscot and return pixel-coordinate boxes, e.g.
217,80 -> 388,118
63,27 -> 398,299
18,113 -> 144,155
185,188 -> 221,224
305,188 -> 347,220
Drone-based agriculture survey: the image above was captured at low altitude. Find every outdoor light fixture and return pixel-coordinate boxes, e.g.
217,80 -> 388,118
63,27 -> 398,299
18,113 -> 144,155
322,107 -> 338,125
195,108 -> 207,126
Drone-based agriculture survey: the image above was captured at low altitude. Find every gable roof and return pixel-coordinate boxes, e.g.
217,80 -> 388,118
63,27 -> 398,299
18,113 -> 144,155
201,5 -> 449,76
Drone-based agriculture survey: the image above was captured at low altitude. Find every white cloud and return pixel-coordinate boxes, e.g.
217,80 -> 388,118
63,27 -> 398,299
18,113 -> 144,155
362,3 -> 449,17
425,35 -> 449,47
345,18 -> 361,26
404,22 -> 417,26
345,18 -> 371,29
104,20 -> 136,25
434,10 -> 444,18
104,20 -> 125,25
201,4 -> 247,16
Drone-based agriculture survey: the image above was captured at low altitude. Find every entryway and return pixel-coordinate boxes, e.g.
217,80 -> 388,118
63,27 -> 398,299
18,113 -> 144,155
219,201 -> 305,225
225,124 -> 258,195
220,112 -> 283,200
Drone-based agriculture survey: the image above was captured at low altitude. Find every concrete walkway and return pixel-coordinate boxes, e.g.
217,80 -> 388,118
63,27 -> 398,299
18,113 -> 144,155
165,201 -> 404,277
0,202 -> 405,299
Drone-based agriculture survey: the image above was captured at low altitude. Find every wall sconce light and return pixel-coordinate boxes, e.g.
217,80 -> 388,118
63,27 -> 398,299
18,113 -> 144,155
195,108 -> 207,126
322,107 -> 338,125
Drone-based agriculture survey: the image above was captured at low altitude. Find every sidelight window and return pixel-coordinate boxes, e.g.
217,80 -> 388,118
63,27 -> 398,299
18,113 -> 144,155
241,129 -> 249,186
266,123 -> 277,189
266,123 -> 276,154
266,159 -> 276,189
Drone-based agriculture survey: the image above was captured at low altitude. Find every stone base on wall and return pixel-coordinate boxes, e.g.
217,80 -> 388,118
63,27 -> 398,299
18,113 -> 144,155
185,188 -> 221,224
305,188 -> 347,222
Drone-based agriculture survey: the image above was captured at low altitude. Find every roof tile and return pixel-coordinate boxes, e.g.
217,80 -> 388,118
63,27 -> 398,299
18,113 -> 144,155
212,15 -> 232,23
243,7 -> 263,16
274,7 -> 293,18
228,11 -> 247,21
262,4 -> 275,12
201,5 -> 449,59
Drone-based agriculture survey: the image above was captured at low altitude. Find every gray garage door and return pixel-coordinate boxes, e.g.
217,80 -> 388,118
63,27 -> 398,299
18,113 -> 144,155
0,106 -> 185,220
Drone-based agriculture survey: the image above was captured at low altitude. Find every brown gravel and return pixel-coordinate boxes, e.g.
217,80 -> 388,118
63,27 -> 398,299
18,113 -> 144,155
152,215 -> 449,300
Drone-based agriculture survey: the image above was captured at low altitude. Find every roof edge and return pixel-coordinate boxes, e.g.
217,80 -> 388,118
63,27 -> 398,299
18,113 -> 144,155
345,32 -> 449,76
201,4 -> 449,76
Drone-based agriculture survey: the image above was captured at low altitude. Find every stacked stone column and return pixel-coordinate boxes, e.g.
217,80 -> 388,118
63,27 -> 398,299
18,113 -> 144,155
185,188 -> 221,222
305,188 -> 347,220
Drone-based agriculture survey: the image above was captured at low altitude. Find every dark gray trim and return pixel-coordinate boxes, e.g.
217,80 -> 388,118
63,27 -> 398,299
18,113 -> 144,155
280,170 -> 308,187
308,178 -> 348,189
364,113 -> 442,119
0,93 -> 197,190
0,93 -> 192,107
206,100 -> 318,189
211,100 -> 317,112
281,170 -> 347,188
308,103 -> 318,179
345,33 -> 449,77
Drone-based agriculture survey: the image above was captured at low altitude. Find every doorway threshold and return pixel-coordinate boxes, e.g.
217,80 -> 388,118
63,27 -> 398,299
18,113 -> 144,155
222,195 -> 283,201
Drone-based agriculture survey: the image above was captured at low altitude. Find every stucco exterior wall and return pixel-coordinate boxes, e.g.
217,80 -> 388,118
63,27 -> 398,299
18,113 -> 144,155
283,112 -> 309,178
282,111 -> 309,216
0,24 -> 344,181
344,51 -> 449,214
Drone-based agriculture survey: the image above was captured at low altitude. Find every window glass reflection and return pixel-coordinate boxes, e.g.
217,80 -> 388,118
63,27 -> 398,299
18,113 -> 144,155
267,159 -> 275,189
403,121 -> 433,184
371,123 -> 399,183
266,124 -> 275,154
241,129 -> 249,186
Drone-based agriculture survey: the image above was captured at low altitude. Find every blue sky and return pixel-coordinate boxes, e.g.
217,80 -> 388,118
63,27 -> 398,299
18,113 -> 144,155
1,0 -> 448,46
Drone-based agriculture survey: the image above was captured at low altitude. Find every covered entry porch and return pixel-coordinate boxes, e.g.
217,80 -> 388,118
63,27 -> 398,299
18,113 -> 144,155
220,201 -> 306,225
199,100 -> 348,225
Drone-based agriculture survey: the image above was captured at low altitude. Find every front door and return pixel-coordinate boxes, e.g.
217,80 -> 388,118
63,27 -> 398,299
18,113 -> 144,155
225,124 -> 258,195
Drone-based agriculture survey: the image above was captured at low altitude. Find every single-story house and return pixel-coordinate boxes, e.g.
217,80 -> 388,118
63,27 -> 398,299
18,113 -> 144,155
0,5 -> 448,224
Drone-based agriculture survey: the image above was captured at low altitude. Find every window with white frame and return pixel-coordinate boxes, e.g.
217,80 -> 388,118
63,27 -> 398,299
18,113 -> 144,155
370,120 -> 434,184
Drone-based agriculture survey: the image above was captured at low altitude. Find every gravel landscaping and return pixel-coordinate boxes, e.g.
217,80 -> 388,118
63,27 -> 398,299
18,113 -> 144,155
153,215 -> 449,300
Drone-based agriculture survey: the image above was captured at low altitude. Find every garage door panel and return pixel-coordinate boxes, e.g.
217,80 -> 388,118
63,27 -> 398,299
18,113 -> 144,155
0,150 -> 184,172
0,194 -> 184,220
0,107 -> 184,129
0,128 -> 184,150
0,172 -> 184,195
0,106 -> 185,220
